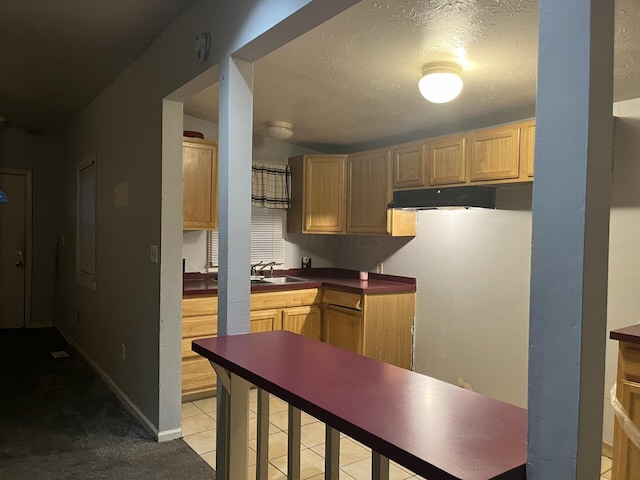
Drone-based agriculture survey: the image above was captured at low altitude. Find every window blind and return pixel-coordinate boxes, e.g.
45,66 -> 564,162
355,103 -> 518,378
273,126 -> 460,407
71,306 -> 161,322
206,207 -> 285,267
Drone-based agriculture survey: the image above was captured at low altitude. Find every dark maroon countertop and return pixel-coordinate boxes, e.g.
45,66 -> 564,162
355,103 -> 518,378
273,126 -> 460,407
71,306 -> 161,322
193,331 -> 526,480
610,324 -> 640,345
183,268 -> 416,296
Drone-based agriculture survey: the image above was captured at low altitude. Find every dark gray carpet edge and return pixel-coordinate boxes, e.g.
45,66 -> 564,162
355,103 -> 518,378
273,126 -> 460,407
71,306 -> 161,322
0,327 -> 215,479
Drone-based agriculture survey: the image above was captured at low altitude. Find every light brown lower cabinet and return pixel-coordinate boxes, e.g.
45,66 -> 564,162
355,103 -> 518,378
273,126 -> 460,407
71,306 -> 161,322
282,305 -> 322,340
181,295 -> 218,400
181,289 -> 322,401
182,287 -> 415,400
612,342 -> 640,479
323,304 -> 363,354
322,289 -> 415,370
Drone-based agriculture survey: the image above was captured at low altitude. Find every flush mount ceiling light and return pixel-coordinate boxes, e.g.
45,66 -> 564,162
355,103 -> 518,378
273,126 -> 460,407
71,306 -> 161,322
418,61 -> 464,104
266,121 -> 293,140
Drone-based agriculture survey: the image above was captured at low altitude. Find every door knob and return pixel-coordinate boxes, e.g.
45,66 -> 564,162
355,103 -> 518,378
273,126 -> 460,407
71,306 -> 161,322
16,260 -> 25,267
16,251 -> 24,268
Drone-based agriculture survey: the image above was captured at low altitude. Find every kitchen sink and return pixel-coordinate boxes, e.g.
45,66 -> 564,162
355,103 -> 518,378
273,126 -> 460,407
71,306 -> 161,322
250,275 -> 310,285
261,276 -> 310,284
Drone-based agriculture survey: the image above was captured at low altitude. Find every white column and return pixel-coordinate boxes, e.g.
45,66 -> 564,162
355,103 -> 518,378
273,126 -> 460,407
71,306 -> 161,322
217,54 -> 253,336
216,54 -> 253,478
529,1 -> 614,478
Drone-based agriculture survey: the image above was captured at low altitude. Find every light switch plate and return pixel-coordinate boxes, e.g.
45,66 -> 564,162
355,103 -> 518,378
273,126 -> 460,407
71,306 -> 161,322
150,245 -> 159,264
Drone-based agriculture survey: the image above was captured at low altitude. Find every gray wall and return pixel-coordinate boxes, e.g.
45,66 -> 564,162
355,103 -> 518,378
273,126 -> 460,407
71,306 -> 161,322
54,0 -> 347,437
1,128 -> 61,328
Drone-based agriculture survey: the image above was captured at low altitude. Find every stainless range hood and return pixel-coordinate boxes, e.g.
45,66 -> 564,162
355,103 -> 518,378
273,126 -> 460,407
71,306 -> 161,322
388,186 -> 496,210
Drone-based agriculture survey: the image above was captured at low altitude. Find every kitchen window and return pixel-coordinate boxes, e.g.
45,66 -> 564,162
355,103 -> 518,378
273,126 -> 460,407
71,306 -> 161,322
206,207 -> 285,267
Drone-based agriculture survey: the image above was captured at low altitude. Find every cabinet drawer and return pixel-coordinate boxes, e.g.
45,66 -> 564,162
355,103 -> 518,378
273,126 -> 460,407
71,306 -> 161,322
182,314 -> 217,338
182,357 -> 217,394
322,289 -> 362,310
251,288 -> 321,310
183,295 -> 218,316
182,334 -> 216,359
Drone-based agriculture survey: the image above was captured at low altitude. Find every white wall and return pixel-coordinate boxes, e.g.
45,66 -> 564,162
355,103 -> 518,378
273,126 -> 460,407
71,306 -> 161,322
181,114 -> 337,272
1,128 -> 61,328
603,97 -> 640,445
333,187 -> 532,408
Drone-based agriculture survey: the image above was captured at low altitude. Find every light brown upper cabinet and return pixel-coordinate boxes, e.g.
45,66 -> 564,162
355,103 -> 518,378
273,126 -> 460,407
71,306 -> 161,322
289,154 -> 415,236
182,138 -> 218,230
289,155 -> 347,234
347,148 -> 392,234
520,121 -> 536,178
393,142 -> 427,189
428,134 -> 468,185
470,125 -> 521,182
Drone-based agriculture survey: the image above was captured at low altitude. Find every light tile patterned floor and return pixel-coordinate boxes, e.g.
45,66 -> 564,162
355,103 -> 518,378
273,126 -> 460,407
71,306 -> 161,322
182,390 -> 613,480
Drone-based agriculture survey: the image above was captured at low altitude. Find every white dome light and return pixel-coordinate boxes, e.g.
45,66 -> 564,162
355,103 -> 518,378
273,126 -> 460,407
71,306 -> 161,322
418,62 -> 464,104
266,121 -> 293,140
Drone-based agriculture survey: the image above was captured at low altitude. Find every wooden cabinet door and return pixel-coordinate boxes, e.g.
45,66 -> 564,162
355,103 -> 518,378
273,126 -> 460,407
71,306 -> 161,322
613,380 -> 640,480
520,121 -> 536,178
282,305 -> 321,340
303,155 -> 347,233
470,126 -> 520,182
393,143 -> 427,189
347,148 -> 392,234
323,304 -> 363,355
428,134 -> 467,185
250,309 -> 282,332
183,138 -> 218,230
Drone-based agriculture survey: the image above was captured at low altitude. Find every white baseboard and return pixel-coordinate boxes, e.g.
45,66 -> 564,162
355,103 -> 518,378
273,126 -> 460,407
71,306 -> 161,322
158,427 -> 183,442
56,325 -> 178,442
602,441 -> 613,458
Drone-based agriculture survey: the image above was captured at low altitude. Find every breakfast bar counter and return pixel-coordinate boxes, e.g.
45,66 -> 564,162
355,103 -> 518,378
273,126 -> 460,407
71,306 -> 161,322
193,330 -> 526,480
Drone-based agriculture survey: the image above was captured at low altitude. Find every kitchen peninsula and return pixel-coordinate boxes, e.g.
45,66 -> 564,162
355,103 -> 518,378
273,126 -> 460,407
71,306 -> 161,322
181,268 -> 416,401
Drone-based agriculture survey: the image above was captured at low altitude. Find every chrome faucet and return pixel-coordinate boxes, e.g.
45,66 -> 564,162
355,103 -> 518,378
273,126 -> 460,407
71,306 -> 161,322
250,261 -> 265,276
251,261 -> 278,276
256,261 -> 277,277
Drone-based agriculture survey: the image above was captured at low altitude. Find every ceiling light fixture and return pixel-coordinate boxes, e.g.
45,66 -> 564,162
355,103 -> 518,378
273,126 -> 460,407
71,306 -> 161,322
266,121 -> 293,140
418,61 -> 464,104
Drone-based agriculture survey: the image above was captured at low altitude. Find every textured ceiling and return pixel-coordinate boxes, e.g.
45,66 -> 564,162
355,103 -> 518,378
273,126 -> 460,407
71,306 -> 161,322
185,0 -> 640,152
0,0 -> 196,133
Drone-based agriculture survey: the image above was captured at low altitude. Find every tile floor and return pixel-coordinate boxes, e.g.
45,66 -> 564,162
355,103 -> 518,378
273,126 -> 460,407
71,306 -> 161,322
182,390 -> 614,480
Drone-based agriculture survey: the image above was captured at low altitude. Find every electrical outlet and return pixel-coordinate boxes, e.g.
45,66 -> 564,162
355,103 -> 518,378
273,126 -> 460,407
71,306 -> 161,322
150,244 -> 159,264
121,344 -> 126,360
376,262 -> 383,274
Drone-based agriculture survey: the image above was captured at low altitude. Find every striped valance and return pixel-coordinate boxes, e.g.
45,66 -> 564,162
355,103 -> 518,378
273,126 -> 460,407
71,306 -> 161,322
251,162 -> 291,209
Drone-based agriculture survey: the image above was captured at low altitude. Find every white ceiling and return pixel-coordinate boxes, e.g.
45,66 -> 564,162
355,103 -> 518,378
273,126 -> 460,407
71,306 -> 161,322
0,0 -> 196,134
185,0 -> 640,152
1,0 -> 638,145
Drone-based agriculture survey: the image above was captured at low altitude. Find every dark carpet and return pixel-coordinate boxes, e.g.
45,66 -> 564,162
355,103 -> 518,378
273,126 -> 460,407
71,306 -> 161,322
0,327 -> 215,479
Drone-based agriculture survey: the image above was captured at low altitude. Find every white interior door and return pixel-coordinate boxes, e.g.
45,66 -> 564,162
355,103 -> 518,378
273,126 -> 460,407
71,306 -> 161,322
0,172 -> 26,328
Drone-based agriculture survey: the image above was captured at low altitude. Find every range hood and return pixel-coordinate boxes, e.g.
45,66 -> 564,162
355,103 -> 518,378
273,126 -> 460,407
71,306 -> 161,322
388,186 -> 496,210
